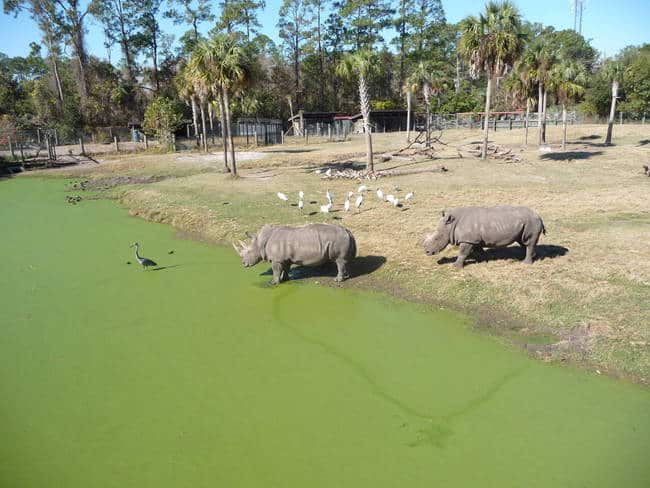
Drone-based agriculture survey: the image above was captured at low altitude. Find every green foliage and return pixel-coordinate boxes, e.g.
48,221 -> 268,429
371,100 -> 397,110
143,96 -> 183,148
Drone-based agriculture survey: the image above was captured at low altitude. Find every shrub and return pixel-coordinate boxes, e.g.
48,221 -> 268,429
143,97 -> 183,150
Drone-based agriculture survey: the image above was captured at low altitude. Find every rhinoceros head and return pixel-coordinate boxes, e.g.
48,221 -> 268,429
233,232 -> 262,267
423,210 -> 454,256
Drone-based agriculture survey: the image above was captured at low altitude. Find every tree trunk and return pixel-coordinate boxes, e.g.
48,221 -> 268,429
224,87 -> 237,176
208,102 -> 214,135
191,97 -> 199,140
199,100 -> 208,152
218,88 -> 230,171
561,103 -> 567,150
359,74 -> 373,172
316,4 -> 324,107
424,84 -> 431,148
406,90 -> 412,143
45,29 -> 64,104
524,98 -> 530,146
481,76 -> 493,160
537,82 -> 543,145
605,80 -> 618,145
541,89 -> 548,143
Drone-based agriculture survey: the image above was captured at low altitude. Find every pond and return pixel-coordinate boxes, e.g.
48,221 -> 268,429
1,178 -> 649,487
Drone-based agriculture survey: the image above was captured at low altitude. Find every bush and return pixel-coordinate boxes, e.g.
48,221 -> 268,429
143,97 -> 183,149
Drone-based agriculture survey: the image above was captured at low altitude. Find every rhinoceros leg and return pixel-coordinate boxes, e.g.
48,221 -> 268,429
280,262 -> 291,281
454,243 -> 474,268
335,258 -> 349,282
270,261 -> 284,284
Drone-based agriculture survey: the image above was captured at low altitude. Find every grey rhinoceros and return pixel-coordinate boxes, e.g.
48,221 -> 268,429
423,206 -> 546,268
233,223 -> 357,284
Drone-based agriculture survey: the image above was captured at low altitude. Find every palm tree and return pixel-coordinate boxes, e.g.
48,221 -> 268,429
519,38 -> 556,145
402,78 -> 419,143
603,60 -> 624,145
175,64 -> 200,144
186,35 -> 253,176
186,44 -> 214,154
407,61 -> 447,148
548,61 -> 587,150
336,50 -> 377,172
459,1 -> 524,159
505,60 -> 537,145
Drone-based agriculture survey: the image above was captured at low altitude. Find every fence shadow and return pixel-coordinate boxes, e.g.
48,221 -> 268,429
540,151 -> 603,161
437,244 -> 569,267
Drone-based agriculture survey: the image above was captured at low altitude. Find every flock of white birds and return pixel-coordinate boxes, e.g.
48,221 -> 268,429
276,177 -> 415,216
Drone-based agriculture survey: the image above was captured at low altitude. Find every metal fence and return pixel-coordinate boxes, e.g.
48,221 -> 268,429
180,118 -> 284,147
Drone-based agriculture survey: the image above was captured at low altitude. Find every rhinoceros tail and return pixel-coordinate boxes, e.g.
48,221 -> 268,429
346,228 -> 357,259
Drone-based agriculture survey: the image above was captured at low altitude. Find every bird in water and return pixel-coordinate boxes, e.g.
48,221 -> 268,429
130,243 -> 157,270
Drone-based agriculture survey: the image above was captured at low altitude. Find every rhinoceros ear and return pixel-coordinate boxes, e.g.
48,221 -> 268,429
441,209 -> 446,217
444,214 -> 454,224
245,231 -> 253,239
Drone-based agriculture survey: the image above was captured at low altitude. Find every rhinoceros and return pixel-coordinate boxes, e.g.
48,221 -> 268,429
423,206 -> 546,268
233,223 -> 357,284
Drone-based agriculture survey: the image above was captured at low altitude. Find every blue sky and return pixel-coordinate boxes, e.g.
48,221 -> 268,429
1,0 -> 648,61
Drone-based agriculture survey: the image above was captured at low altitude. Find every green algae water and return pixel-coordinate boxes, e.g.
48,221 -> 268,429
1,177 -> 649,487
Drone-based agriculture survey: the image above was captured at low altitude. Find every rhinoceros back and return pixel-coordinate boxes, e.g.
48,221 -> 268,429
262,223 -> 356,265
450,206 -> 544,247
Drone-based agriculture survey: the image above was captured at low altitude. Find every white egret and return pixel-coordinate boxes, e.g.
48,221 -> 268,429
358,184 -> 368,193
347,191 -> 354,199
376,188 -> 384,201
320,202 -> 332,214
393,198 -> 399,207
405,191 -> 414,201
298,190 -> 304,200
325,168 -> 332,177
298,199 -> 304,213
315,169 -> 322,174
386,194 -> 395,204
355,194 -> 364,212
277,192 -> 288,202
326,189 -> 333,204
344,198 -> 350,212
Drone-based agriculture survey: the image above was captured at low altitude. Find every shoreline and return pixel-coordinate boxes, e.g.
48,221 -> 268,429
21,126 -> 650,385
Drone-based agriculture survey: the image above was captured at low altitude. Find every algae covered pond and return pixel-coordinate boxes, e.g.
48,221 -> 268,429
1,177 -> 649,487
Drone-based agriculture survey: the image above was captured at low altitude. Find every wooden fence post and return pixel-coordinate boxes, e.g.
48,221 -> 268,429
79,137 -> 85,156
37,128 -> 41,144
54,129 -> 58,146
9,136 -> 15,160
493,117 -> 497,131
144,133 -> 148,149
113,136 -> 119,152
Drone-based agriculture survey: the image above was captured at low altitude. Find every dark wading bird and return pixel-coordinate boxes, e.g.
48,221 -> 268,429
130,243 -> 157,269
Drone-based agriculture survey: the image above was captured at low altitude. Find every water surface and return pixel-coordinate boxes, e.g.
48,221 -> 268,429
1,178 -> 649,487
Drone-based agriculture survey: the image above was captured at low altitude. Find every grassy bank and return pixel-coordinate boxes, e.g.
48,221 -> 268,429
40,124 -> 650,383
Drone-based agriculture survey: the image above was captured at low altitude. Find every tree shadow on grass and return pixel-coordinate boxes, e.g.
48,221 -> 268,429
264,148 -> 317,153
540,151 -> 603,161
436,244 -> 569,267
578,134 -> 601,140
260,255 -> 386,281
637,139 -> 650,146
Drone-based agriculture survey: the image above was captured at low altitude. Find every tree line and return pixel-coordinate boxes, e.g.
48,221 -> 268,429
1,0 -> 649,150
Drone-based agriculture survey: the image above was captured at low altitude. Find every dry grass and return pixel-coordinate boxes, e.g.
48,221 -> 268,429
46,124 -> 650,382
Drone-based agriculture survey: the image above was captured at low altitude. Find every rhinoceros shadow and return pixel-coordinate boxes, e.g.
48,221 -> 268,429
260,255 -> 387,281
437,244 -> 569,266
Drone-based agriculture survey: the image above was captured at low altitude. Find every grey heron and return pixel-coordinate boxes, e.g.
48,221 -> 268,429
130,243 -> 157,269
